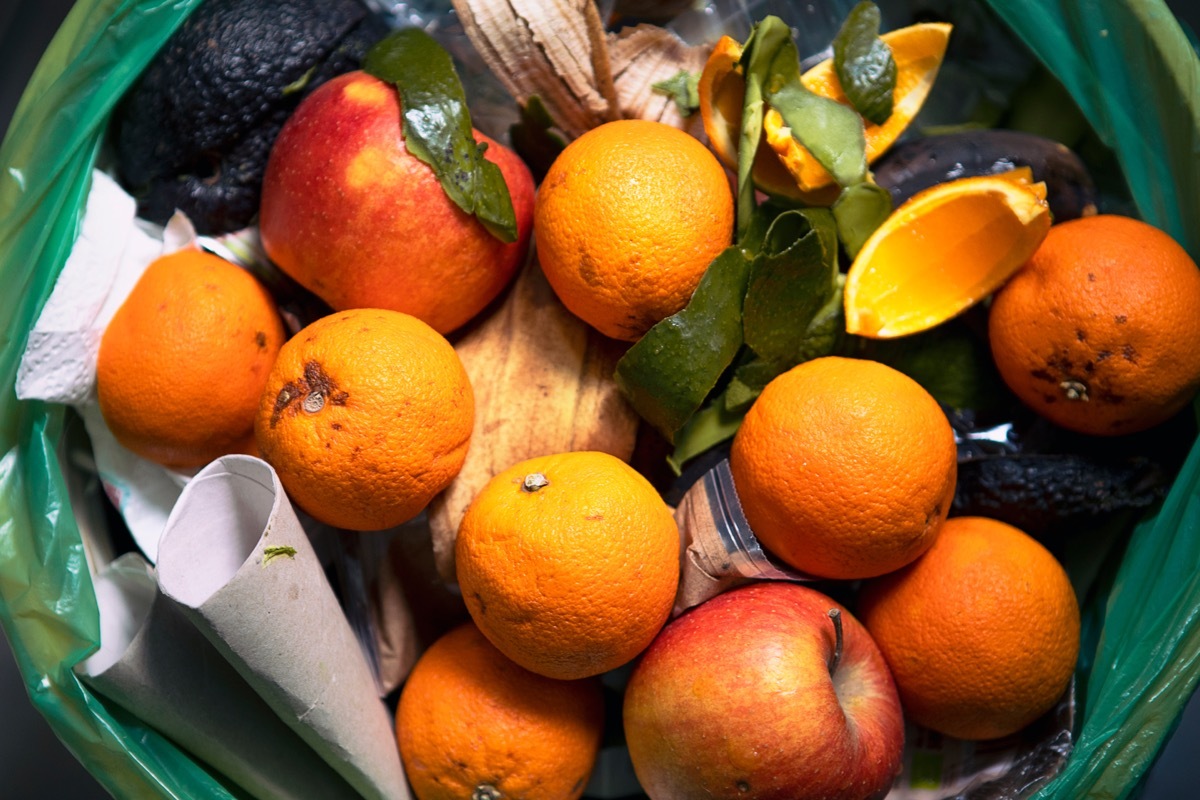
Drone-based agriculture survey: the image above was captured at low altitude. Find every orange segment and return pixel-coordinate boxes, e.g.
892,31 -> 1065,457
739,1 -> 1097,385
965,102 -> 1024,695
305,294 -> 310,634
766,22 -> 952,192
699,24 -> 952,199
698,35 -> 804,198
843,169 -> 1051,339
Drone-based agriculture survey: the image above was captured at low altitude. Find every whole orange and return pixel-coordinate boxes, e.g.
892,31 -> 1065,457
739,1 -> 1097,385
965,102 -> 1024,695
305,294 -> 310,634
254,308 -> 473,531
858,516 -> 1080,741
96,249 -> 285,469
396,621 -> 604,800
989,214 -> 1200,435
534,119 -> 734,341
455,450 -> 680,680
258,70 -> 536,335
728,356 -> 957,580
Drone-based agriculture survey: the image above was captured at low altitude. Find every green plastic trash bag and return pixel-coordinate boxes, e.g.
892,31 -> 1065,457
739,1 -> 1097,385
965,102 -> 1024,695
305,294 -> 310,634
979,3 -> 1200,798
0,1 -> 237,797
2,1 -> 1199,798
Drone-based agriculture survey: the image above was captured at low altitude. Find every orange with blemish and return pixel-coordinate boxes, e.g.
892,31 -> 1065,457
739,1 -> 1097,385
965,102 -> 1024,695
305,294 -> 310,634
396,622 -> 604,800
859,516 -> 1080,740
989,214 -> 1200,435
254,308 -> 474,530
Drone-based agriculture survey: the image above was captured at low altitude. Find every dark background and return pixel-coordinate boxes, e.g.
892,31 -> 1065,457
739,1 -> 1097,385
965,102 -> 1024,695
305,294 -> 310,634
3,0 -> 1200,797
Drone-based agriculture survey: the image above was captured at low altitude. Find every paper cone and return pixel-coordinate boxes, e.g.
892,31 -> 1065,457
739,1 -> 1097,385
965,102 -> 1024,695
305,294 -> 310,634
77,553 -> 363,800
155,455 -> 410,800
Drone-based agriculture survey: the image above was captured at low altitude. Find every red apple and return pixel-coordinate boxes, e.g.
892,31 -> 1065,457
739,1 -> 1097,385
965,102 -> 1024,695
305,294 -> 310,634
258,70 -> 535,334
623,582 -> 904,800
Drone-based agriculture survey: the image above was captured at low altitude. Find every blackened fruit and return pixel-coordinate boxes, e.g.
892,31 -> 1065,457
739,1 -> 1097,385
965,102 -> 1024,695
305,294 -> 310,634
114,0 -> 389,234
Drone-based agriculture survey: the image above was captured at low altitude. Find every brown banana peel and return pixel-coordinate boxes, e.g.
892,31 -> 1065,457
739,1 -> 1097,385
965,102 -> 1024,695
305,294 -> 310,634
427,254 -> 640,583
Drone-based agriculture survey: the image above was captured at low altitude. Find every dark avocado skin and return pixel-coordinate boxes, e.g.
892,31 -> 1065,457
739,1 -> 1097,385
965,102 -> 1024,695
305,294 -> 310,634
114,0 -> 390,234
871,129 -> 1099,223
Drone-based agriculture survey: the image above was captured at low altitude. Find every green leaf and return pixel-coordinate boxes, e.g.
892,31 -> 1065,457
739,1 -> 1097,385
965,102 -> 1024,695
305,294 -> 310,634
614,246 -> 753,439
796,274 -> 848,364
667,398 -> 746,475
509,95 -> 566,182
847,320 -> 1007,412
742,207 -> 839,366
364,28 -> 518,243
833,1 -> 897,126
832,181 -> 893,258
652,70 -> 701,117
725,358 -> 780,412
764,35 -> 869,187
734,16 -> 794,240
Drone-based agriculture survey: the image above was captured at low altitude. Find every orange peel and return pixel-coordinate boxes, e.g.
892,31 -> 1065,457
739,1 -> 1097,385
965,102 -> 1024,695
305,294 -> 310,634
843,168 -> 1051,339
699,23 -> 952,199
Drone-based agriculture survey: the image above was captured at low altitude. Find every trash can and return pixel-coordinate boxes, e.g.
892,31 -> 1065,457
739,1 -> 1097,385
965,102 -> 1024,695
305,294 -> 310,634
1,1 -> 1198,798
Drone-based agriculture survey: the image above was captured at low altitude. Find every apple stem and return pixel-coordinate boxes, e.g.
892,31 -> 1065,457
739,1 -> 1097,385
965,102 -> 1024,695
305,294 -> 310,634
827,608 -> 843,675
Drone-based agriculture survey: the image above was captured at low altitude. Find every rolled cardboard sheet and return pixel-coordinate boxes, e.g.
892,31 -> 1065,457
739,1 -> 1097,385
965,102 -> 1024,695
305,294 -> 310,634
155,455 -> 410,800
77,553 -> 363,800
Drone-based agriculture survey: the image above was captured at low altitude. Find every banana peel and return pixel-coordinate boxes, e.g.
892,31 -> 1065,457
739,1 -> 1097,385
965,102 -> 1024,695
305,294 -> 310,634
427,255 -> 640,583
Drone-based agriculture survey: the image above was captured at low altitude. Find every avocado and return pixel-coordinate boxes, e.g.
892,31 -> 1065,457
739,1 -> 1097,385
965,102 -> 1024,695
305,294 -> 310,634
113,0 -> 390,234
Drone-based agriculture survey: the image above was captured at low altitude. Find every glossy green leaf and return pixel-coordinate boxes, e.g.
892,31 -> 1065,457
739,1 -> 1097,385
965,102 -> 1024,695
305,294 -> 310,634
734,16 -> 793,239
833,1 -> 897,125
742,208 -> 839,366
615,246 -> 753,440
364,28 -> 517,243
832,181 -> 893,258
667,398 -> 745,475
764,35 -> 869,187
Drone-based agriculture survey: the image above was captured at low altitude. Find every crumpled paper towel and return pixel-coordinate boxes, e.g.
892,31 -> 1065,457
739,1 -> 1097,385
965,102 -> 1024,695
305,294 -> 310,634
16,169 -> 200,562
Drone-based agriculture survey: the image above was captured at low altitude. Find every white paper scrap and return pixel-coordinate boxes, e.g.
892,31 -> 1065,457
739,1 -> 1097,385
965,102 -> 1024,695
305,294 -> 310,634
15,170 -> 202,563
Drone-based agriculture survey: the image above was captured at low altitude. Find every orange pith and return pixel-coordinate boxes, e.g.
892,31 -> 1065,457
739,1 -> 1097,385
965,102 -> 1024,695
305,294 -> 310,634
699,23 -> 952,198
844,168 -> 1051,338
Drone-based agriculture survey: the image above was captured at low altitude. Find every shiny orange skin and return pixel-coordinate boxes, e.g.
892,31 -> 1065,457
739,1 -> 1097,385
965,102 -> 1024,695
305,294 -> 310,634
96,249 -> 285,469
396,622 -> 604,800
455,451 -> 680,680
859,516 -> 1080,741
989,214 -> 1200,435
534,119 -> 734,341
254,308 -> 473,531
259,71 -> 535,335
729,356 -> 958,580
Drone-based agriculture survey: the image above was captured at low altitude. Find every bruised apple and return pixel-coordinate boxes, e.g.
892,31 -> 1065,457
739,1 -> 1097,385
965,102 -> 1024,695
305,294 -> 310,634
623,582 -> 904,800
259,70 -> 535,334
